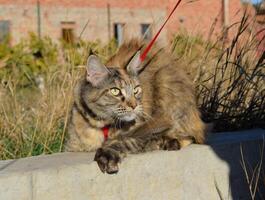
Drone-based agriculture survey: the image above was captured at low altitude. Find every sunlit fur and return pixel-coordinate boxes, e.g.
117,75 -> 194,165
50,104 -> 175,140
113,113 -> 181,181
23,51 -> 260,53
65,39 -> 206,163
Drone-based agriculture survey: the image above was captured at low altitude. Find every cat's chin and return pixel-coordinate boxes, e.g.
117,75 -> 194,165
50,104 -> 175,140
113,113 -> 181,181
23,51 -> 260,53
119,113 -> 136,122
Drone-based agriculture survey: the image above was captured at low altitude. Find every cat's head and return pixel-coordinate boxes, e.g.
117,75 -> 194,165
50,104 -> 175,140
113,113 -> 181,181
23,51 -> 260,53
81,51 -> 145,124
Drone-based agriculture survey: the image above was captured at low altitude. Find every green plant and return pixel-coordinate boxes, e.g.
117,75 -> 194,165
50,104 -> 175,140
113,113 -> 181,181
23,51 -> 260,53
0,34 -> 117,160
0,33 -> 59,87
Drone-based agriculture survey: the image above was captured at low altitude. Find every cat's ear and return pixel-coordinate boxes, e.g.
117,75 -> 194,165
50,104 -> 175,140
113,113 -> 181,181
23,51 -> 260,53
127,51 -> 143,76
86,55 -> 109,87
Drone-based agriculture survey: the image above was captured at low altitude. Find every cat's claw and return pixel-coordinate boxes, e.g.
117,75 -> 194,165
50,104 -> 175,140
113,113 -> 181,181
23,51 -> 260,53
94,148 -> 121,174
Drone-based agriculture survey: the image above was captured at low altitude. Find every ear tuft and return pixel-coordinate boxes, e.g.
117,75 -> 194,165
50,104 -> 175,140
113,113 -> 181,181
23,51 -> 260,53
86,55 -> 109,87
127,51 -> 142,75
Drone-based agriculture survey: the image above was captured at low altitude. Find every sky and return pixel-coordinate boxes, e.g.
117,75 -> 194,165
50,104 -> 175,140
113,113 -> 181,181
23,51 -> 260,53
251,0 -> 263,4
242,0 -> 263,4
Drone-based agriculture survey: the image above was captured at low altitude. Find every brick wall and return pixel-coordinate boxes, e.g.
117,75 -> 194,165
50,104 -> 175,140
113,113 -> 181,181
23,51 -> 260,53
0,0 -> 167,44
0,0 -> 246,44
167,0 -> 243,39
0,0 -> 167,9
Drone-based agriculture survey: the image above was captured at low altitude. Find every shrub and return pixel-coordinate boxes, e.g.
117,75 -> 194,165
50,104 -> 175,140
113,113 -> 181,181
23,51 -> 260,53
171,14 -> 264,131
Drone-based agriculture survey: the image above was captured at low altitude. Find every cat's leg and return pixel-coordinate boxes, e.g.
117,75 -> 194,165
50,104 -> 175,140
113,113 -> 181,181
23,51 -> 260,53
161,136 -> 180,150
94,134 -> 188,174
160,125 -> 195,151
94,136 -> 144,174
143,136 -> 180,151
161,136 -> 194,150
94,123 -> 171,174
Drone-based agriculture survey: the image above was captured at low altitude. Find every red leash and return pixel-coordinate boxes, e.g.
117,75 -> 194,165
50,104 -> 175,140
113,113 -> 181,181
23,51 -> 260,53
101,0 -> 183,140
102,126 -> 109,141
140,0 -> 183,62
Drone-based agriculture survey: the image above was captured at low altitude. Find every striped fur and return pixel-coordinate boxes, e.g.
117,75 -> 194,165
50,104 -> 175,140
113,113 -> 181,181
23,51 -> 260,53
65,39 -> 206,174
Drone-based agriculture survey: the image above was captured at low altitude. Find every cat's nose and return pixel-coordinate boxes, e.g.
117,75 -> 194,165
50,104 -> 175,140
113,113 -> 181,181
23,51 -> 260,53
127,100 -> 137,110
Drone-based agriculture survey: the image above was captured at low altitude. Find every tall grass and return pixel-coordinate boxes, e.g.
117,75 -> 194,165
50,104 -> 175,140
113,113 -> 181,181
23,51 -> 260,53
172,14 -> 265,132
0,16 -> 264,160
0,36 -> 117,159
240,141 -> 264,200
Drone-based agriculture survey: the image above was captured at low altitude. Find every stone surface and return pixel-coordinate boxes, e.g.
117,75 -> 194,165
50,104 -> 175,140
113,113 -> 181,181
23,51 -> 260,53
0,129 -> 264,200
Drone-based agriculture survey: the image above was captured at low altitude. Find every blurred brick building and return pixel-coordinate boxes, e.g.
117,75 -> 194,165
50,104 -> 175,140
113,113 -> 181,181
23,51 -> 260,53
255,1 -> 265,54
0,0 -> 262,44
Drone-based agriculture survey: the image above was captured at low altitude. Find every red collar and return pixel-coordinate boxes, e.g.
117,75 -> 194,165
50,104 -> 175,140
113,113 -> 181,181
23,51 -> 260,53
101,126 -> 110,141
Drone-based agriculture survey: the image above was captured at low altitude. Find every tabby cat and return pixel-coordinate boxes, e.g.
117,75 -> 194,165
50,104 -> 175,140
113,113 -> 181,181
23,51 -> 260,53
65,39 -> 206,174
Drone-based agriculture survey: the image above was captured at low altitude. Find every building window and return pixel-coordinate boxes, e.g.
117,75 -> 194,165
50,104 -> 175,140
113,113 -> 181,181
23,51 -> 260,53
141,24 -> 152,40
0,20 -> 10,42
114,23 -> 125,46
61,22 -> 75,44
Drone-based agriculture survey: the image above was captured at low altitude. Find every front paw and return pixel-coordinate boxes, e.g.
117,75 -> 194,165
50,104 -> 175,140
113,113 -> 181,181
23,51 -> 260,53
163,138 -> 180,151
94,148 -> 121,174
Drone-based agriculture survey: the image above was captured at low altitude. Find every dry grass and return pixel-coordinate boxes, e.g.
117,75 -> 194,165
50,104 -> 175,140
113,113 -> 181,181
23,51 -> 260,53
172,14 -> 265,132
0,50 -> 80,159
240,140 -> 264,200
0,37 -> 117,159
0,15 -> 264,160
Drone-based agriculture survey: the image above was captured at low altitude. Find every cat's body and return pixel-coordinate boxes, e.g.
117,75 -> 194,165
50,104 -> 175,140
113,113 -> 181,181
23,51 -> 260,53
65,39 -> 206,173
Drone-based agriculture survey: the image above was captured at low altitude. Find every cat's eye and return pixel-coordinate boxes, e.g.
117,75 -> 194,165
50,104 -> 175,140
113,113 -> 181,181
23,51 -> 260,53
134,86 -> 142,95
110,87 -> 121,96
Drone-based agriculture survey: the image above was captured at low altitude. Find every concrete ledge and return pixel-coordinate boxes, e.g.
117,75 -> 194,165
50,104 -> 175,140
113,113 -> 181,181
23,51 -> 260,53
0,129 -> 264,200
